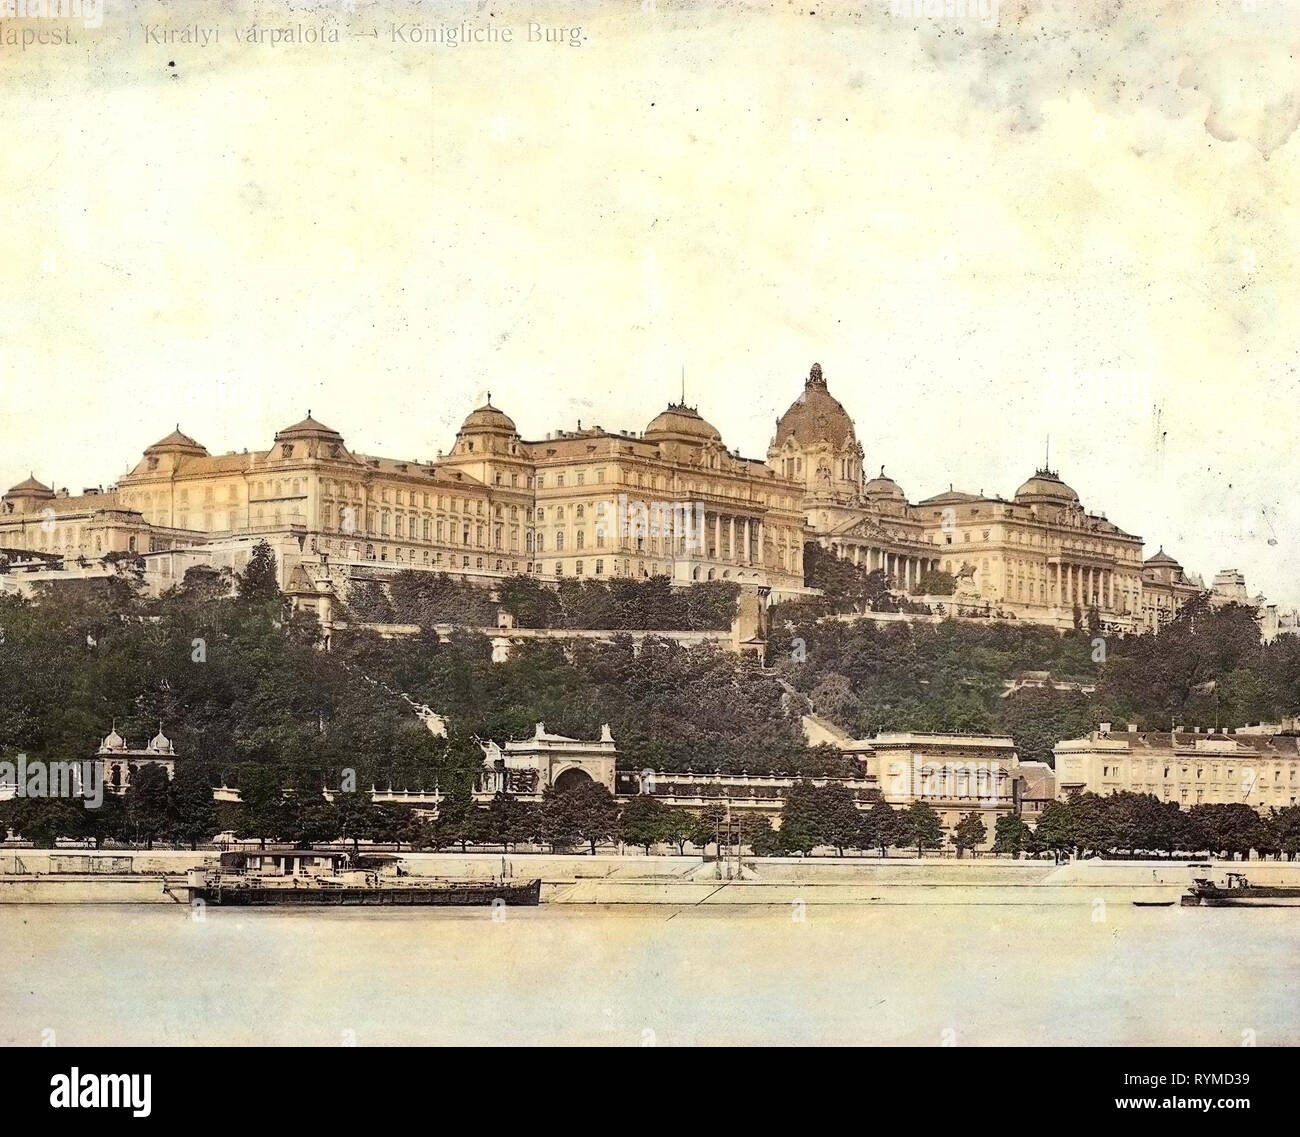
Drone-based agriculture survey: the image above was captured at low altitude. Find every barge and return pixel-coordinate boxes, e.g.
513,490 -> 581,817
185,849 -> 541,906
1181,872 -> 1300,908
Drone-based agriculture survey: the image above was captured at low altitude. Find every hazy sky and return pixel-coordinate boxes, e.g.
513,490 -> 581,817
2,0 -> 1298,602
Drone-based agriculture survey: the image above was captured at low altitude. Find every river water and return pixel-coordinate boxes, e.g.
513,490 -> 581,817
1,904 -> 1296,1045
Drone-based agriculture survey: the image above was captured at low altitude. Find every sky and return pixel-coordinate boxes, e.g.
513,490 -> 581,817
2,0 -> 1298,602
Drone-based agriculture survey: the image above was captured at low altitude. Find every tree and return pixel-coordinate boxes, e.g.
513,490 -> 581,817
662,809 -> 701,855
898,801 -> 943,857
237,541 -> 280,603
335,791 -> 380,854
177,564 -> 234,603
237,764 -> 286,849
864,800 -> 900,857
124,764 -> 171,849
619,794 -> 672,853
993,813 -> 1031,856
747,814 -> 786,857
540,788 -> 583,851
168,763 -> 218,850
484,793 -> 539,851
3,797 -> 83,848
779,780 -> 829,854
915,569 -> 955,596
1035,800 -> 1076,862
822,787 -> 866,855
551,781 -> 619,855
280,795 -> 338,848
952,811 -> 987,857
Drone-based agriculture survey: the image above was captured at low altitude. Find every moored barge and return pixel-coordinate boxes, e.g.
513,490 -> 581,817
185,849 -> 541,906
1181,872 -> 1300,908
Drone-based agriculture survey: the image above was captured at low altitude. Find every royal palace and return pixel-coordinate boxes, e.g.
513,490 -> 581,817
0,362 -> 1274,635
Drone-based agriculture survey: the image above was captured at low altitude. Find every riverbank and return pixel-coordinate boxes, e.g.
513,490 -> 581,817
5,849 -> 1300,905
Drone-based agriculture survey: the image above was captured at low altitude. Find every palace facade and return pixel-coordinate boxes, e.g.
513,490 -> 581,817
1,395 -> 807,603
1,361 -> 1266,633
770,362 -> 1215,633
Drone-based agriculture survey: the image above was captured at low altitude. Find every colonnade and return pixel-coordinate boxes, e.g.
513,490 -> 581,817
827,540 -> 939,592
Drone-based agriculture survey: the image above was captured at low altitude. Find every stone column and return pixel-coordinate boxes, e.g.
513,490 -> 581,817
757,520 -> 764,566
713,513 -> 721,559
729,516 -> 736,561
743,518 -> 751,563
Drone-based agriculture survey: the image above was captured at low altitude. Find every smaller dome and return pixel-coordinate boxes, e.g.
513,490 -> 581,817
148,727 -> 174,754
275,412 -> 343,443
5,474 -> 53,498
460,397 -> 517,435
863,466 -> 906,501
644,403 -> 722,443
101,728 -> 125,752
145,427 -> 208,457
1145,547 -> 1181,568
1014,468 -> 1079,505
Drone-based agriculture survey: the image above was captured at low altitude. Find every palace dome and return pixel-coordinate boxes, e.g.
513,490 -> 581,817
147,727 -> 174,754
144,427 -> 209,458
5,474 -> 53,498
459,399 -> 517,435
101,728 -> 126,752
1014,468 -> 1079,506
863,467 -> 906,501
644,403 -> 723,443
274,413 -> 344,444
772,363 -> 857,449
1145,547 -> 1181,568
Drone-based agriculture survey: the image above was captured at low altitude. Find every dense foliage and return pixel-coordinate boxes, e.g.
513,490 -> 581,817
344,571 -> 740,631
773,594 -> 1300,763
0,543 -> 833,851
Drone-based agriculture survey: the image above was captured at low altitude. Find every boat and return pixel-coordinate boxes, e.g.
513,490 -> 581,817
184,848 -> 541,907
1132,900 -> 1175,908
1180,872 -> 1300,908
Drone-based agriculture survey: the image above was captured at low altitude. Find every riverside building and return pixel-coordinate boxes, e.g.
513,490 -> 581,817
1054,723 -> 1300,812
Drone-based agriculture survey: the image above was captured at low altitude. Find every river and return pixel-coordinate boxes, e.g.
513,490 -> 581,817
2,902 -> 1296,1045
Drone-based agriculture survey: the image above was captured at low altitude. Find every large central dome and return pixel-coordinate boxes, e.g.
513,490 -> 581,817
644,402 -> 722,443
1014,468 -> 1080,506
772,363 -> 856,449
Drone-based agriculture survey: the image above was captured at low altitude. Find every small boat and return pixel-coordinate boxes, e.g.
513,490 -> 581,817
1132,900 -> 1175,907
184,848 -> 541,907
1181,873 -> 1300,908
